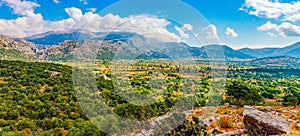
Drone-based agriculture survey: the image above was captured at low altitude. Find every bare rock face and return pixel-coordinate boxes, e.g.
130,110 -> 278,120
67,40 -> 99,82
243,106 -> 291,135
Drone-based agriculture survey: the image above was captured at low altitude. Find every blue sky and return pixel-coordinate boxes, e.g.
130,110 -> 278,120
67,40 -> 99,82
0,0 -> 299,49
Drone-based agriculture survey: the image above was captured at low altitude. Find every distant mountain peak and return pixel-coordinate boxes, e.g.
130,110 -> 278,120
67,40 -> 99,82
22,31 -> 144,45
1,32 -> 299,62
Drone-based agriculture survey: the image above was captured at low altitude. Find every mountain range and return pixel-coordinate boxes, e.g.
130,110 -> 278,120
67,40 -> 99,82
0,31 -> 300,62
243,56 -> 300,68
238,42 -> 300,58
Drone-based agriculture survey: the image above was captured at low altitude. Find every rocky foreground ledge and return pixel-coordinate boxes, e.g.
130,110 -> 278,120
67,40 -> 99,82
189,105 -> 300,136
243,106 -> 291,135
134,105 -> 300,136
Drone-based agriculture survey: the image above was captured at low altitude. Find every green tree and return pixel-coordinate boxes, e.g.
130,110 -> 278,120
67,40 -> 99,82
225,81 -> 264,107
283,94 -> 298,107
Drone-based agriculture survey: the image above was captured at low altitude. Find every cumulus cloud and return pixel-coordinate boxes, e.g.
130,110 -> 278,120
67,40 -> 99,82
1,0 -> 40,16
257,21 -> 300,37
79,0 -> 88,5
174,23 -> 193,39
225,27 -> 238,37
0,3 -> 182,42
257,21 -> 278,31
87,8 -> 96,13
267,32 -> 276,37
277,22 -> 300,37
240,0 -> 300,22
53,0 -> 59,4
202,24 -> 219,39
182,24 -> 193,31
174,25 -> 189,38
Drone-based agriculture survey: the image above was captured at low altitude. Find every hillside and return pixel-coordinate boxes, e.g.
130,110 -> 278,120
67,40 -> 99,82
0,60 -> 107,135
1,33 -> 257,61
22,31 -> 97,45
202,45 -> 255,60
0,59 -> 208,135
239,42 -> 300,58
238,48 -> 278,58
245,56 -> 300,68
0,35 -> 40,61
4,32 -> 300,61
23,31 -> 143,45
0,48 -> 36,61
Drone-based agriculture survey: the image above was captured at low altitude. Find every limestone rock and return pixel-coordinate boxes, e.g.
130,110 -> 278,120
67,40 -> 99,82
243,106 -> 290,135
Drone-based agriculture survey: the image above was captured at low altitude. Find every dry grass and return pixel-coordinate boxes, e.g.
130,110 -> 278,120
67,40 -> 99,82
0,77 -> 7,84
217,115 -> 234,128
39,84 -> 53,93
39,84 -> 48,93
216,107 -> 232,115
295,106 -> 300,111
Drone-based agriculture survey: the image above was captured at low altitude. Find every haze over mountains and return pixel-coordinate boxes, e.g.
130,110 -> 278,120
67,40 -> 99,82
1,31 -> 300,62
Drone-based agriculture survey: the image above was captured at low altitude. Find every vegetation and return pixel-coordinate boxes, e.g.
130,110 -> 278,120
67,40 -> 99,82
0,60 -> 106,135
224,80 -> 264,107
1,57 -> 300,135
0,48 -> 36,61
164,116 -> 206,136
217,115 -> 234,128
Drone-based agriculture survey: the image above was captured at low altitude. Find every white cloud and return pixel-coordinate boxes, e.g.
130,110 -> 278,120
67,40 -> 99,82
257,21 -> 300,37
174,24 -> 194,39
53,0 -> 59,4
240,0 -> 300,22
1,0 -> 40,16
79,0 -> 88,5
0,5 -> 182,42
65,7 -> 83,21
257,21 -> 278,31
267,32 -> 276,37
174,25 -> 189,38
87,8 -> 96,13
225,27 -> 238,37
182,24 -> 193,31
277,22 -> 300,37
202,24 -> 219,39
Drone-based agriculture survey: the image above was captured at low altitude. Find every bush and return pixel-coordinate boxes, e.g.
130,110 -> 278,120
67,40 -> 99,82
283,94 -> 298,107
225,81 -> 264,107
217,115 -> 234,128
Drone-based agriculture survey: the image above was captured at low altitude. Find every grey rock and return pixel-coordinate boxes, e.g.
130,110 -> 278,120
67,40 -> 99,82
296,123 -> 300,129
216,129 -> 245,136
243,106 -> 291,135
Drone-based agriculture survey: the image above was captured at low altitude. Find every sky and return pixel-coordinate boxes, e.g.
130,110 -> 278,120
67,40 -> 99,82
0,0 -> 299,49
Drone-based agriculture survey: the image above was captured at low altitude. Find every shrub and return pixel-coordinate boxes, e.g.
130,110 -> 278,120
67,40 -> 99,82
217,115 -> 234,128
225,81 -> 264,107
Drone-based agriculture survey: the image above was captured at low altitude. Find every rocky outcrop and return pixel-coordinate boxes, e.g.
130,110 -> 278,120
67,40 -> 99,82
243,106 -> 291,135
0,35 -> 39,56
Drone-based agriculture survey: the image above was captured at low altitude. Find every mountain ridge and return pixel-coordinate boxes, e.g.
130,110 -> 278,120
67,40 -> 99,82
0,32 -> 299,61
238,42 -> 300,58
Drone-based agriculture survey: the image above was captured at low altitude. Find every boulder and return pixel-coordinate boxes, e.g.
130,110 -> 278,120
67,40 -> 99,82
295,123 -> 300,130
243,106 -> 290,135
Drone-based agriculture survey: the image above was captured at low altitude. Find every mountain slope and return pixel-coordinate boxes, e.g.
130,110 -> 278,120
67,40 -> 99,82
0,35 -> 39,61
278,42 -> 300,58
245,56 -> 300,68
3,33 -> 257,61
23,31 -> 93,45
1,32 -> 280,61
238,48 -> 278,58
0,48 -> 36,61
23,31 -> 144,45
23,31 -> 256,60
238,42 -> 300,58
202,45 -> 255,60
